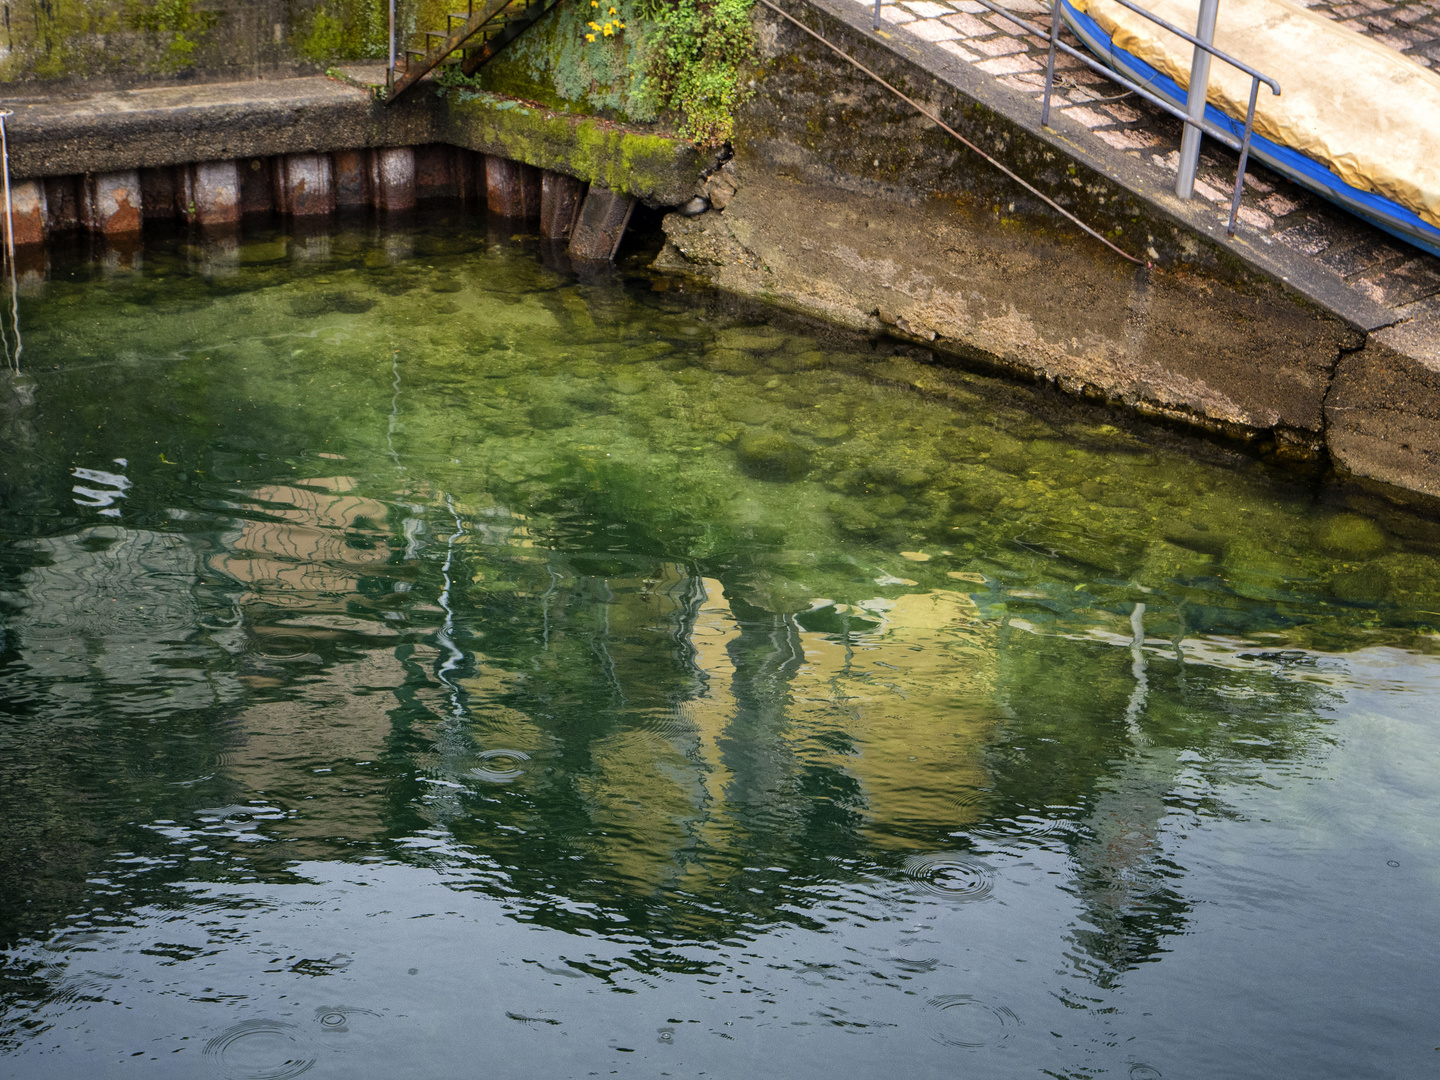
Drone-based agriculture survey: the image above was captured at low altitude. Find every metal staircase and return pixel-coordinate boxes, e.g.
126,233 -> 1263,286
385,0 -> 566,104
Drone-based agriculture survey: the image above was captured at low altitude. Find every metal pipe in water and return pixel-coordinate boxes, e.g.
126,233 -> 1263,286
0,109 -> 19,374
1175,0 -> 1220,199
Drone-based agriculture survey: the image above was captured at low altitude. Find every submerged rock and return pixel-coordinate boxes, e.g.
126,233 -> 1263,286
737,429 -> 813,481
714,327 -> 787,353
1313,513 -> 1388,559
1330,552 -> 1440,608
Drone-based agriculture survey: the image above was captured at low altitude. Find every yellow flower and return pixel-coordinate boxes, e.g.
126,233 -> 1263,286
588,20 -> 598,27
617,20 -> 625,27
603,22 -> 613,34
608,6 -> 617,12
585,31 -> 595,40
591,1 -> 598,6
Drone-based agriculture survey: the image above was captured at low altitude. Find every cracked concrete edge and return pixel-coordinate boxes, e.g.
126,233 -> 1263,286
782,0 -> 1397,335
1324,307 -> 1440,508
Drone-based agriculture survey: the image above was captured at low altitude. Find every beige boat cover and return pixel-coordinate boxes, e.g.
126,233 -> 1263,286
1072,0 -> 1440,227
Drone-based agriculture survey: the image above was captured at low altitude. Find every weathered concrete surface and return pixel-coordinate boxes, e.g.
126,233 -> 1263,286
9,182 -> 48,247
658,171 -> 1345,451
1326,313 -> 1440,504
274,153 -> 335,217
370,148 -> 417,213
755,0 -> 1395,334
82,171 -> 143,236
440,93 -> 714,206
3,77 -> 440,180
183,161 -> 241,227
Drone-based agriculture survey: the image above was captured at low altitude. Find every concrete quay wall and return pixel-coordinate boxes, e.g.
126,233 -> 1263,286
654,0 -> 1440,512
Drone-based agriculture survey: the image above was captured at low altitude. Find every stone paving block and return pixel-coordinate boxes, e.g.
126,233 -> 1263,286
943,11 -> 992,34
1064,105 -> 1111,127
1093,127 -> 1156,150
939,40 -> 982,60
1275,220 -> 1335,255
984,11 -> 1026,31
975,54 -> 1043,74
972,34 -> 1028,55
1192,178 -> 1228,203
1236,205 -> 1274,229
1261,192 -> 1305,217
909,18 -> 963,40
904,1 -> 953,15
880,6 -> 916,23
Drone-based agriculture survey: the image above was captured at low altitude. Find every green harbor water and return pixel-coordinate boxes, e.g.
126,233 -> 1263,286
1,216 -> 1437,1079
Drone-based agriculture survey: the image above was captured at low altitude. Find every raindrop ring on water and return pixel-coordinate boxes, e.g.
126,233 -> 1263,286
904,853 -> 995,902
1129,1065 -> 1164,1080
312,1004 -> 382,1048
470,748 -> 530,783
923,995 -> 1020,1048
202,1019 -> 317,1080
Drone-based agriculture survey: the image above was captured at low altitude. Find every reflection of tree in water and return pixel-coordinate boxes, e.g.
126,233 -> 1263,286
0,479 -> 1344,999
983,615 -> 1339,986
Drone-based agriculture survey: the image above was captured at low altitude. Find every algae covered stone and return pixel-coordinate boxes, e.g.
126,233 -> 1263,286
1313,513 -> 1388,559
736,429 -> 813,481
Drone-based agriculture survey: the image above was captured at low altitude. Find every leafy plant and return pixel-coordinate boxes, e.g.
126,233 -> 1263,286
579,0 -> 753,147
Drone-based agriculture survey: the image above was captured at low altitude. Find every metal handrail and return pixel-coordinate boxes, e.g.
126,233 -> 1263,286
965,0 -> 1280,237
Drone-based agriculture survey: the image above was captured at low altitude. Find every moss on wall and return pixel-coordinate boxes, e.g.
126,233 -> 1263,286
473,1 -> 659,122
0,0 -> 388,85
294,0 -> 388,63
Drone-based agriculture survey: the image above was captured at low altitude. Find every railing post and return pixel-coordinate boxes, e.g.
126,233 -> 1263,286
1175,0 -> 1220,199
389,0 -> 396,75
1041,0 -> 1061,127
874,0 -> 882,31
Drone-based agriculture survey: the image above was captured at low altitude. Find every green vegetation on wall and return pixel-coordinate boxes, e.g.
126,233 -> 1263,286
295,0 -> 389,63
124,0 -> 218,73
462,0 -> 755,147
638,0 -> 755,147
0,0 -> 388,84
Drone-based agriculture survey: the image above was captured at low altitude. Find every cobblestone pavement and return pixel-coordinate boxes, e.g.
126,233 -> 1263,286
841,0 -> 1440,321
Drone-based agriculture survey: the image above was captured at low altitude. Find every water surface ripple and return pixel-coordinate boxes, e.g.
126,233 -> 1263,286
0,219 -> 1436,1079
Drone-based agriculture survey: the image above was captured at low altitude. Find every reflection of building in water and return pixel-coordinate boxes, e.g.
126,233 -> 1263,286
210,476 -> 394,611
2,525 -> 241,715
205,477 -> 414,852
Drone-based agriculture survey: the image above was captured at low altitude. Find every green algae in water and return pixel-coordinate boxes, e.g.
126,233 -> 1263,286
1,218 -> 1438,1080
